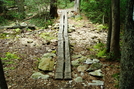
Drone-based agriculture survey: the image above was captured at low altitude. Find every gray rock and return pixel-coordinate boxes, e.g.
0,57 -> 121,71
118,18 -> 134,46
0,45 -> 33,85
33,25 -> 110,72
38,57 -> 54,71
84,59 -> 93,64
74,77 -> 83,82
84,58 -> 100,64
77,56 -> 87,62
71,60 -> 79,67
53,23 -> 59,29
77,65 -> 88,72
87,63 -> 102,72
68,27 -> 75,33
89,69 -> 103,77
72,54 -> 82,59
93,59 -> 100,63
43,53 -> 56,58
88,80 -> 104,86
20,22 -> 27,26
31,72 -> 49,79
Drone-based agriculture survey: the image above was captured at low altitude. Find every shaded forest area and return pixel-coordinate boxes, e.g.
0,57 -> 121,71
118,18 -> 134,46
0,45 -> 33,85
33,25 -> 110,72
0,0 -> 134,89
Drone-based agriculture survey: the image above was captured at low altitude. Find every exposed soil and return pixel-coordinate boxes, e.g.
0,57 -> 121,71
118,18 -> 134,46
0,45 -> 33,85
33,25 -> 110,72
0,8 -> 120,89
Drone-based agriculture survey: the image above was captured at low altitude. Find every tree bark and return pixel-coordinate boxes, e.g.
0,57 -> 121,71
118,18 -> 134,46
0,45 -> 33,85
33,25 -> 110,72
119,0 -> 134,89
106,0 -> 112,53
50,0 -> 58,19
110,0 -> 120,59
0,59 -> 8,89
0,0 -> 5,13
74,0 -> 80,14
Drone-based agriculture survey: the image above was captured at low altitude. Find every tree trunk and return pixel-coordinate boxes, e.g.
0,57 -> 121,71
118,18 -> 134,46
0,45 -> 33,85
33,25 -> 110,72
74,0 -> 80,14
119,0 -> 134,89
110,0 -> 120,59
106,1 -> 112,53
0,59 -> 8,89
50,0 -> 58,19
0,0 -> 5,13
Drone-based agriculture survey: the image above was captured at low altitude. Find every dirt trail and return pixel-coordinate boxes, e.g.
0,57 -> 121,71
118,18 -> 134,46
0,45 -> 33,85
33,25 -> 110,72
0,8 -> 120,89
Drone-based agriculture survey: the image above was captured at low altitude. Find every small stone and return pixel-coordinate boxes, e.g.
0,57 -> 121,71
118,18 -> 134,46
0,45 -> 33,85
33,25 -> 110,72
71,60 -> 79,67
74,77 -> 83,83
82,83 -> 87,86
84,58 -> 100,64
72,54 -> 82,59
48,72 -> 54,77
43,53 -> 56,58
48,25 -> 52,28
20,22 -> 27,26
93,59 -> 100,63
87,63 -> 102,72
31,72 -> 49,79
68,27 -> 75,33
84,59 -> 93,64
77,65 -> 88,72
88,80 -> 104,86
27,40 -> 33,43
53,23 -> 59,29
89,69 -> 103,77
77,56 -> 87,62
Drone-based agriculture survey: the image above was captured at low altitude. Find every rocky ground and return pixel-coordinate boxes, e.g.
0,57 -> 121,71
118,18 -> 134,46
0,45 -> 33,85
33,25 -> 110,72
0,9 -> 120,89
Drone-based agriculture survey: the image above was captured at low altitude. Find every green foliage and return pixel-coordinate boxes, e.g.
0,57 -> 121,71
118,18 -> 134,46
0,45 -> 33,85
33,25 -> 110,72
96,24 -> 108,31
112,73 -> 120,88
57,0 -> 74,8
4,67 -> 15,71
1,52 -> 20,61
0,33 -> 9,39
39,32 -> 56,41
81,0 -> 127,24
81,0 -> 110,23
96,49 -> 106,58
93,43 -> 107,58
1,52 -> 20,66
13,28 -> 21,33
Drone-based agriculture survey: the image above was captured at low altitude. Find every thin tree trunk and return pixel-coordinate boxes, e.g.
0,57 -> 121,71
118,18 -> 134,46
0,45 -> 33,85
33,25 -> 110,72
0,0 -> 5,13
50,0 -> 58,19
74,0 -> 80,14
106,1 -> 112,53
110,0 -> 120,59
119,0 -> 134,89
0,59 -> 8,89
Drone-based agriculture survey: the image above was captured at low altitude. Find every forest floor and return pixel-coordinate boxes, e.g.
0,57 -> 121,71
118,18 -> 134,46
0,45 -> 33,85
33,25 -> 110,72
0,8 -> 120,89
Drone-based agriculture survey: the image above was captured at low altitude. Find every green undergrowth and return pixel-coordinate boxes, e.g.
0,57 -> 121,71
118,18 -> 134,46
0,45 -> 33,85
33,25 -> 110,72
112,73 -> 120,88
57,0 -> 74,9
1,52 -> 21,70
39,32 -> 57,41
93,43 -> 107,58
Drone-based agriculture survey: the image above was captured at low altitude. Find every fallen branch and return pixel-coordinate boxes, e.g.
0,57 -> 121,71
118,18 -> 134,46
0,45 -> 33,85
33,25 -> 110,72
0,25 -> 36,30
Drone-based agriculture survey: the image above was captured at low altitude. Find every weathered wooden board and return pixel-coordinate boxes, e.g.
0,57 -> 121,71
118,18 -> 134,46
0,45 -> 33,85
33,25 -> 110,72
55,12 -> 64,79
64,11 -> 72,79
55,10 -> 71,79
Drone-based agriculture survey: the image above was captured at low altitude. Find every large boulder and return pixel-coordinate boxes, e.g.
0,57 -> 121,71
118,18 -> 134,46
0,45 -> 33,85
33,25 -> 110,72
74,77 -> 83,83
38,57 -> 54,71
38,53 -> 56,71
